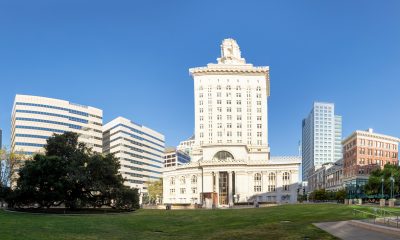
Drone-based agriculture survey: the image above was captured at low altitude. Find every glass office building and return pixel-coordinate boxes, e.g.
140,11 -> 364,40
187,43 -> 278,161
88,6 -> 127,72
302,102 -> 342,181
11,94 -> 103,156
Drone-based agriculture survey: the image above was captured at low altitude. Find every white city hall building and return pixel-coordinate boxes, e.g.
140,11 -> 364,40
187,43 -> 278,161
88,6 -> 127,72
163,39 -> 300,207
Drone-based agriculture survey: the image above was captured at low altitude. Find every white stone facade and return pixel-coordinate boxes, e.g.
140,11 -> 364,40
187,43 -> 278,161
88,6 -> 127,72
163,157 -> 300,206
11,94 -> 103,155
102,117 -> 165,193
190,39 -> 270,160
163,39 -> 300,207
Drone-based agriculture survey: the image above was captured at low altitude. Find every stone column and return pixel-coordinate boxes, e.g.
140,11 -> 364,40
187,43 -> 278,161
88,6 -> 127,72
380,199 -> 386,207
276,171 -> 282,203
197,174 -> 202,205
228,171 -> 233,207
215,172 -> 219,207
262,171 -> 268,192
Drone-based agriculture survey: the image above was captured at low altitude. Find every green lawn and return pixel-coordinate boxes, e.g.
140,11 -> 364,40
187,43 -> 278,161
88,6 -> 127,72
0,204 -> 372,240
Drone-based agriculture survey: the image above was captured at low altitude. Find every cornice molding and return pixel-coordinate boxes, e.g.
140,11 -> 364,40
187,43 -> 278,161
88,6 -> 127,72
342,131 -> 400,144
189,66 -> 269,76
162,159 -> 300,173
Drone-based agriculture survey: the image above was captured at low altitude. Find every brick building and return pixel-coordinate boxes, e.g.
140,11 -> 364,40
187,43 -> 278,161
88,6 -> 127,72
342,129 -> 399,196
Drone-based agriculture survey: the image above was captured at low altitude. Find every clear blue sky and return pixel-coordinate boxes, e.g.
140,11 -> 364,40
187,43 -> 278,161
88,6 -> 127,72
1,0 -> 400,155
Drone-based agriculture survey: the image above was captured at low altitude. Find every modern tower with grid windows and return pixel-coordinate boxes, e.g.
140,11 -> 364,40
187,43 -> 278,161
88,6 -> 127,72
302,102 -> 342,181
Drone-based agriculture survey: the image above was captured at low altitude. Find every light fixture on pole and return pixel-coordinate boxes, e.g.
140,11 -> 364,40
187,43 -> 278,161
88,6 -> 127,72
390,176 -> 394,199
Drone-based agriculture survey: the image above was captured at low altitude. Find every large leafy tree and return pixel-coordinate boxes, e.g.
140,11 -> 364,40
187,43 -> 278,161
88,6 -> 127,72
0,148 -> 26,188
146,179 -> 163,204
18,155 -> 66,208
364,164 -> 400,196
85,153 -> 125,207
10,132 -> 139,210
0,148 -> 27,207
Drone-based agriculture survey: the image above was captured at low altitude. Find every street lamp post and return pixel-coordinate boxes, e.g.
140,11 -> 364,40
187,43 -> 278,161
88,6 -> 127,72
381,178 -> 384,199
349,183 -> 353,200
390,176 -> 394,199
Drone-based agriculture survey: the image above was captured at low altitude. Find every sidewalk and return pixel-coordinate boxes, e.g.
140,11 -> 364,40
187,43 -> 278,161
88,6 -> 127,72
313,221 -> 400,240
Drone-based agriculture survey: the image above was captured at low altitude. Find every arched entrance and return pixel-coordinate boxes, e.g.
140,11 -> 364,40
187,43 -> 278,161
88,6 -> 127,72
219,172 -> 228,205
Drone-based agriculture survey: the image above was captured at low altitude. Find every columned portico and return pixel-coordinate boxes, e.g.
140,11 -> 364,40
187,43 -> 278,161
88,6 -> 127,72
214,171 -> 219,207
228,171 -> 233,206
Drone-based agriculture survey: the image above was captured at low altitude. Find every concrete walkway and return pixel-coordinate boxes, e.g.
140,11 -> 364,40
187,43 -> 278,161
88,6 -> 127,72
313,221 -> 400,240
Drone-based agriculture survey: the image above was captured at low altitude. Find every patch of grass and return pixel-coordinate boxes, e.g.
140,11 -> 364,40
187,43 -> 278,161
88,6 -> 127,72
0,204 -> 371,240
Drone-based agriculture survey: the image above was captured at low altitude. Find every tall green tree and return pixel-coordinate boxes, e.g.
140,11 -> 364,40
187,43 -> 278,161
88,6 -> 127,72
10,132 -> 139,210
85,153 -> 125,207
364,164 -> 400,196
335,189 -> 346,201
0,148 -> 27,188
146,179 -> 163,204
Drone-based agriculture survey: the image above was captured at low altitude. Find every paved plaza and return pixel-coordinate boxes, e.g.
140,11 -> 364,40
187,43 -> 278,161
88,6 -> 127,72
314,221 -> 400,240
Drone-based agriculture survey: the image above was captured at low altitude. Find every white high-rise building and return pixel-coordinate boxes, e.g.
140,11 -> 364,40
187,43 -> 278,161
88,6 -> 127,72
302,102 -> 342,181
163,39 -> 300,207
11,94 -> 103,156
190,39 -> 270,161
177,135 -> 195,158
102,117 -> 165,193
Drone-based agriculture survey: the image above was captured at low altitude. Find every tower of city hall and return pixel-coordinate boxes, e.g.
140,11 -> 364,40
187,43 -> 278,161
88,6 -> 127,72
190,39 -> 270,162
